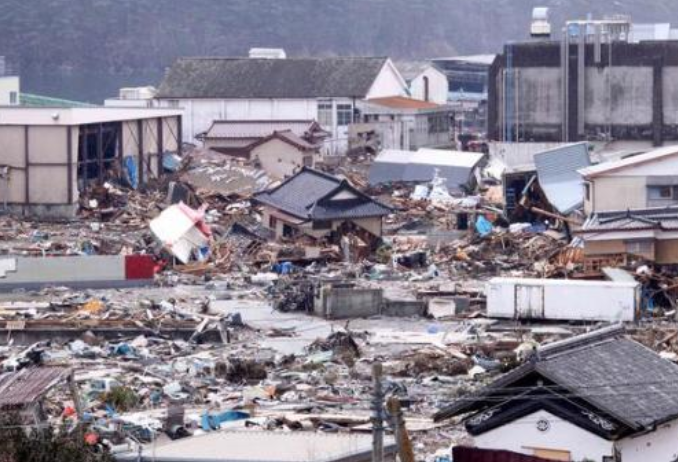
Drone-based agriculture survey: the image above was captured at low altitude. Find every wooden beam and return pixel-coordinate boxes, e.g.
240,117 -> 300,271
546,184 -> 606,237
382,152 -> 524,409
157,117 -> 164,176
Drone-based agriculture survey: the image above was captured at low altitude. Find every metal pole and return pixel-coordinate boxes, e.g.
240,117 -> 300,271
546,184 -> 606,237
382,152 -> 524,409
372,361 -> 384,462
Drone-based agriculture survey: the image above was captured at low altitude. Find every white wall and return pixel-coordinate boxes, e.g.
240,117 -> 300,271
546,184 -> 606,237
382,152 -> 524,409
617,418 -> 678,462
251,138 -> 309,180
473,410 -> 614,461
0,76 -> 20,106
365,60 -> 408,100
409,66 -> 449,104
157,98 -> 318,143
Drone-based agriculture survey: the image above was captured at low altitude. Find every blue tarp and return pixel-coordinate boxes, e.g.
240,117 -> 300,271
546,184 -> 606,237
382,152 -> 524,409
475,216 -> 493,236
124,156 -> 138,190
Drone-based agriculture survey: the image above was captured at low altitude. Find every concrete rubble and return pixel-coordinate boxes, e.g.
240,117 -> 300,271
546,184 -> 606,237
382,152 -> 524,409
2,147 -> 678,462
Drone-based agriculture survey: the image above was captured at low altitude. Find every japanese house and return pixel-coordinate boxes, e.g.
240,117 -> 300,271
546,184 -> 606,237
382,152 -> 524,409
576,206 -> 678,265
580,145 -> 678,215
252,167 -> 392,243
198,120 -> 328,156
435,325 -> 678,462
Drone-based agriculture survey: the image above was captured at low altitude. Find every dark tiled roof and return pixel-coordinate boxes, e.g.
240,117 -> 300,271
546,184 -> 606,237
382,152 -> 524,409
435,325 -> 678,431
578,206 -> 678,233
253,168 -> 392,221
158,57 -> 389,99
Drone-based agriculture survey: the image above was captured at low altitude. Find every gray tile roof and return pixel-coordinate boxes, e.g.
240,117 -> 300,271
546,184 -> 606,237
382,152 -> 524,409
158,57 -> 389,99
579,206 -> 678,233
253,168 -> 392,221
435,325 -> 678,431
534,142 -> 590,214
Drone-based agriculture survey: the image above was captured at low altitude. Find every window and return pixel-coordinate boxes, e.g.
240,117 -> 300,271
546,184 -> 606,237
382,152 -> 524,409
336,103 -> 353,126
313,220 -> 332,230
584,183 -> 591,201
648,185 -> 678,201
423,76 -> 430,102
317,100 -> 333,127
302,156 -> 313,167
282,223 -> 297,238
269,215 -> 278,230
9,91 -> 17,105
625,240 -> 653,257
167,99 -> 180,108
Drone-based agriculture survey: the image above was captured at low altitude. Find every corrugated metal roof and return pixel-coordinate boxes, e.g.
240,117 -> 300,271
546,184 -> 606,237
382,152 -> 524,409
579,145 -> 678,178
0,367 -> 68,408
369,148 -> 483,193
117,430 -> 396,462
534,142 -> 590,214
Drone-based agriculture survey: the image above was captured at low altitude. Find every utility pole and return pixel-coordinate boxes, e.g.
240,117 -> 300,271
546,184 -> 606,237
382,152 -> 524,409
387,397 -> 415,462
372,361 -> 384,462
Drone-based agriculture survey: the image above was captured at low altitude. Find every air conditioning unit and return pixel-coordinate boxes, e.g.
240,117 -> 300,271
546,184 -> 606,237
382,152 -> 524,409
531,7 -> 552,38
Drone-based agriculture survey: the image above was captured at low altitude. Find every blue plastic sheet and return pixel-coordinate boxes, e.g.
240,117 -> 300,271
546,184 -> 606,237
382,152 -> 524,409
124,156 -> 138,190
475,215 -> 493,236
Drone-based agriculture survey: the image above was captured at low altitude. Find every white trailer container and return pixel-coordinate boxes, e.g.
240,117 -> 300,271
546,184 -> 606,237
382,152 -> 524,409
486,277 -> 640,322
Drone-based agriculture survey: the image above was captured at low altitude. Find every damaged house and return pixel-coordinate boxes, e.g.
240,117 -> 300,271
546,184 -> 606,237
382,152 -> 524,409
252,167 -> 392,243
503,142 -> 590,224
0,107 -> 182,218
435,325 -> 678,462
578,146 -> 678,264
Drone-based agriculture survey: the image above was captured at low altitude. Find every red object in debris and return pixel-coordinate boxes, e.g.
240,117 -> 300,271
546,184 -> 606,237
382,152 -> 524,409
84,432 -> 99,445
62,406 -> 76,417
125,255 -> 156,280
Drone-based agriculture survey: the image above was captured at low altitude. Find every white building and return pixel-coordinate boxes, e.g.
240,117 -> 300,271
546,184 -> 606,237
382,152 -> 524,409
104,86 -> 157,108
435,325 -> 678,462
396,61 -> 449,105
0,76 -> 20,106
154,56 -> 408,151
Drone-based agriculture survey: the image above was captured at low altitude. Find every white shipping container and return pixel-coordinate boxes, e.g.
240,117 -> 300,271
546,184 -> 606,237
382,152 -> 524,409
486,277 -> 640,322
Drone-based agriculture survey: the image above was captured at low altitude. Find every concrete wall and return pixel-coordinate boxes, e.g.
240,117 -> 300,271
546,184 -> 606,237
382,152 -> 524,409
663,67 -> 678,124
474,410 -> 614,461
251,138 -> 310,180
585,66 -> 653,126
515,68 -> 562,125
316,286 -> 383,319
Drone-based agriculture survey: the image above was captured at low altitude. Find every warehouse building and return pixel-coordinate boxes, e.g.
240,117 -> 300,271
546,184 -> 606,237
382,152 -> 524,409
0,107 -> 182,217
